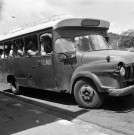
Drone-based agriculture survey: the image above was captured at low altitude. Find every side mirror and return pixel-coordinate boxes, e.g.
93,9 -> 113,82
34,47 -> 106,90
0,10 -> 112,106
58,52 -> 76,63
58,53 -> 70,62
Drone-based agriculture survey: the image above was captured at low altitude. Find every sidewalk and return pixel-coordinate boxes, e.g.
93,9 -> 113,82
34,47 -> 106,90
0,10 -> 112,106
0,90 -> 124,135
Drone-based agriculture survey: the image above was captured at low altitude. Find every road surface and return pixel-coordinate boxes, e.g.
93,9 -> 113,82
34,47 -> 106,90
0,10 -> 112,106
0,83 -> 134,135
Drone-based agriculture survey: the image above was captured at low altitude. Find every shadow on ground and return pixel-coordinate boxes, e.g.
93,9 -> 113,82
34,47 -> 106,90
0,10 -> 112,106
4,88 -> 91,120
1,88 -> 88,135
4,87 -> 134,113
5,87 -> 77,105
102,94 -> 134,112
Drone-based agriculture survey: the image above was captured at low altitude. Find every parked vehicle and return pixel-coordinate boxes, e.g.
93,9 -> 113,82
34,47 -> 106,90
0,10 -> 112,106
0,17 -> 134,108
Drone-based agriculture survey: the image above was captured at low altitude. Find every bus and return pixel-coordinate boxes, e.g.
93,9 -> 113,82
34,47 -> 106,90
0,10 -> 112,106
0,17 -> 134,109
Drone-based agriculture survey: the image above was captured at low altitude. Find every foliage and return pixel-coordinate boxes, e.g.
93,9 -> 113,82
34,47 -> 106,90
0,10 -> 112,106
108,29 -> 134,50
108,32 -> 120,49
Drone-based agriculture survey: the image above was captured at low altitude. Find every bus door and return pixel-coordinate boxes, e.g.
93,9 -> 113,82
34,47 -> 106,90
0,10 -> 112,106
32,33 -> 57,91
54,38 -> 76,92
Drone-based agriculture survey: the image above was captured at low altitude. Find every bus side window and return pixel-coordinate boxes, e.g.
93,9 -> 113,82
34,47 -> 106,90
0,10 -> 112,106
13,39 -> 24,57
17,42 -> 24,57
40,33 -> 52,55
4,42 -> 13,58
25,35 -> 38,56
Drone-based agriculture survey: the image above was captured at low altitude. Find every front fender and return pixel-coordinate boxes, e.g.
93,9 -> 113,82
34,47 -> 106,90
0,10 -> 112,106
70,60 -> 120,94
70,71 -> 103,94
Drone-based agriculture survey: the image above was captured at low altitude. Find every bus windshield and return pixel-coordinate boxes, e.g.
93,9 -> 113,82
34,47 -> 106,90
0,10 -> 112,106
74,34 -> 110,52
55,38 -> 75,53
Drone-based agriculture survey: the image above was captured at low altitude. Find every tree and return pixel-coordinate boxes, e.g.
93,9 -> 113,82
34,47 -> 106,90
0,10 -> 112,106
118,29 -> 134,49
108,32 -> 120,49
121,29 -> 134,36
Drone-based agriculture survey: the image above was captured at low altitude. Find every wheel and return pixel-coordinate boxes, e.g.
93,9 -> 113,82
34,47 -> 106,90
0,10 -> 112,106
74,79 -> 104,109
10,80 -> 20,95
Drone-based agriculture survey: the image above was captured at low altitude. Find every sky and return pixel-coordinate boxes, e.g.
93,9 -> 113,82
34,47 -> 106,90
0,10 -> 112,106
0,0 -> 134,35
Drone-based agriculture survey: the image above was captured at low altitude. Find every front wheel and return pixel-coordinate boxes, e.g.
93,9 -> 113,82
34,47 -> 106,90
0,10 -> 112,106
10,80 -> 20,95
74,79 -> 105,109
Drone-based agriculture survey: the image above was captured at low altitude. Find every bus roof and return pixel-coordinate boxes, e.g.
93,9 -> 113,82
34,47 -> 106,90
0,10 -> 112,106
0,18 -> 110,41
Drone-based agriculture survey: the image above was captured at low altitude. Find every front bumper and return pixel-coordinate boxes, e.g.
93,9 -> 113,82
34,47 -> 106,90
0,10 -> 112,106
108,85 -> 134,96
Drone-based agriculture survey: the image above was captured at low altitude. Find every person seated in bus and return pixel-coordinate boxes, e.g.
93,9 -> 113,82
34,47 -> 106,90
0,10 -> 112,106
27,41 -> 38,56
1,52 -> 4,59
81,38 -> 91,51
2,50 -> 8,58
40,34 -> 52,55
9,45 -> 14,57
0,49 -> 4,58
17,42 -> 24,57
4,45 -> 10,58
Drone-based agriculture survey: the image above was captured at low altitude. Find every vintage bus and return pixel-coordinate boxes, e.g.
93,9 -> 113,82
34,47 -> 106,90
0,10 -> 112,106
0,17 -> 134,109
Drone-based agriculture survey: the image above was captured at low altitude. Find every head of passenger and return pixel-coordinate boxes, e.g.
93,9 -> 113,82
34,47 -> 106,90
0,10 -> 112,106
40,35 -> 52,53
28,41 -> 37,51
18,42 -> 23,50
27,41 -> 33,50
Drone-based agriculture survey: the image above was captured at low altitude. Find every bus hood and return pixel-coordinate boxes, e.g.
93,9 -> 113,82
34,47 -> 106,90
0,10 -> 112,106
82,50 -> 134,65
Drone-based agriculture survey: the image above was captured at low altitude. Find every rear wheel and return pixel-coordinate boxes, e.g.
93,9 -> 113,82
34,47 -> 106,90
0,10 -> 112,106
10,80 -> 20,95
74,79 -> 105,109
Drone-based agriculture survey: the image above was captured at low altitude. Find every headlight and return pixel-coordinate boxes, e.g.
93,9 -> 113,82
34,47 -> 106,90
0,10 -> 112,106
119,67 -> 125,77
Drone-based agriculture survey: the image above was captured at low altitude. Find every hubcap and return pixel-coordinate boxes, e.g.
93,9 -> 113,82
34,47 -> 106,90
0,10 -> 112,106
80,85 -> 94,102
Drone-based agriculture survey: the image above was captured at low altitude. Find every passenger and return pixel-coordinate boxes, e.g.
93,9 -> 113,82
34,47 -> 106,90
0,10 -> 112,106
27,41 -> 38,56
3,50 -> 8,58
17,42 -> 24,57
4,45 -> 10,58
0,49 -> 4,59
9,45 -> 13,57
1,52 -> 4,59
82,38 -> 90,51
0,49 -> 3,55
40,34 -> 52,55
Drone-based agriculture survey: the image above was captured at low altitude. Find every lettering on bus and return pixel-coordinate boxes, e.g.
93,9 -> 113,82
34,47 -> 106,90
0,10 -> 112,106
38,59 -> 52,66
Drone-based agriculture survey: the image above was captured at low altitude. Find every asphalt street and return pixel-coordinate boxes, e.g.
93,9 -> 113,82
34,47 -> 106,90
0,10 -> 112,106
0,83 -> 133,135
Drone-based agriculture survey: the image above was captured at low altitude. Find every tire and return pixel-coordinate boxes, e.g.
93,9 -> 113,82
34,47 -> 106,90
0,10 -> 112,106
10,80 -> 20,95
74,79 -> 104,109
